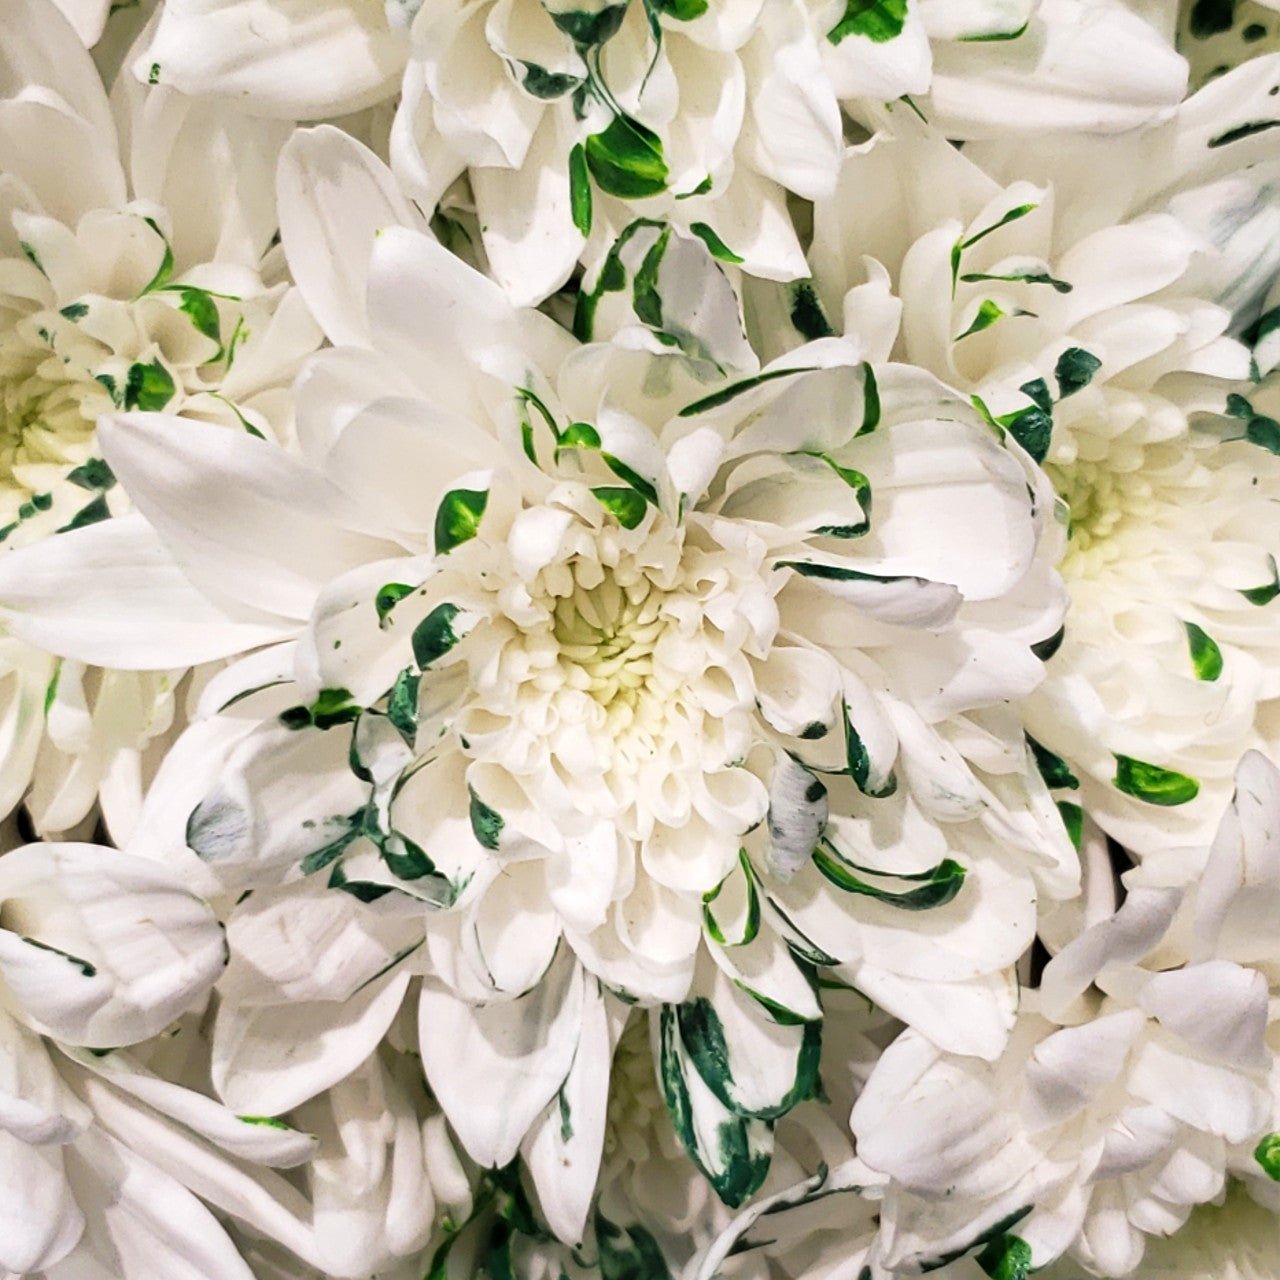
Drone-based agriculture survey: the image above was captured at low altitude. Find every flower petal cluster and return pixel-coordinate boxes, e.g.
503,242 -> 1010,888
2,1 -> 1280,1277
809,58 -> 1280,853
0,0 -> 321,836
9,135 -> 1075,1240
851,750 -> 1280,1278
130,0 -> 1185,306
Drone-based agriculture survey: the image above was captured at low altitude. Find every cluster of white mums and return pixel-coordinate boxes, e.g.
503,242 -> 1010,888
0,0 -> 1279,1276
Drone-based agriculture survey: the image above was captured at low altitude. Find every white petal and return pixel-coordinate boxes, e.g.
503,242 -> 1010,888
277,125 -> 428,348
140,0 -> 407,119
99,414 -> 398,621
0,842 -> 226,1048
419,949 -> 583,1169
521,977 -> 613,1245
212,971 -> 410,1115
0,514 -> 292,668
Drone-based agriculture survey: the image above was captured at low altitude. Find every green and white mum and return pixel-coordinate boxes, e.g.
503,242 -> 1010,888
0,829 -> 469,1280
809,56 -> 1280,854
0,128 -> 1076,1240
851,750 -> 1280,1277
0,0 -> 321,835
129,0 -> 1184,307
0,838 -> 235,1277
392,0 -> 1185,305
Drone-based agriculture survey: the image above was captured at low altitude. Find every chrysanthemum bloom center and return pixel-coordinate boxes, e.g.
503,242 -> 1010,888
0,320 -> 98,496
1046,400 -> 1206,585
551,573 -> 665,710
450,490 -> 775,844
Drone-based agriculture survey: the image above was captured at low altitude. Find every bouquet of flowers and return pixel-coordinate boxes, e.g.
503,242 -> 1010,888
0,0 -> 1278,1276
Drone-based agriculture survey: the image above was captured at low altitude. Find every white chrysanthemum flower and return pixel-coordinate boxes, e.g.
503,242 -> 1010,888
134,0 -> 1184,306
0,0 -> 322,836
389,0 -> 1184,305
3,128 -> 1077,1243
0,838 -> 239,1276
808,59 -> 1280,854
0,826 -> 470,1280
851,750 -> 1280,1279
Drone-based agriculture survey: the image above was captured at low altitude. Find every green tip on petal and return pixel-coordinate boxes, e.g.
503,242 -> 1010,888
1112,755 -> 1200,806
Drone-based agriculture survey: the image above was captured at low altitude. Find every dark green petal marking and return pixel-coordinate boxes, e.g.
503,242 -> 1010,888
237,1115 -> 293,1130
278,687 -> 358,731
137,217 -> 174,296
860,364 -> 881,435
975,1233 -> 1034,1280
1240,554 -> 1280,606
433,487 -> 488,554
66,458 -> 115,491
959,203 -> 1039,251
632,226 -> 670,328
20,937 -> 97,976
412,602 -> 465,669
1255,1132 -> 1280,1180
956,299 -> 1007,341
960,269 -> 1071,293
797,452 -> 871,538
678,366 -> 820,417
123,360 -> 176,411
386,666 -> 420,744
960,21 -> 1028,41
920,1208 -> 1033,1273
1209,119 -> 1280,148
173,286 -> 222,347
1183,621 -> 1223,681
468,786 -> 504,851
647,0 -> 708,17
702,852 -> 760,947
812,845 -> 966,910
515,60 -> 583,99
1243,304 -> 1280,351
603,453 -> 659,505
550,4 -> 627,46
1027,735 -> 1079,790
57,494 -> 111,533
569,142 -> 593,235
595,1214 -> 675,1280
375,582 -> 414,624
592,486 -> 648,529
689,222 -> 742,263
19,241 -> 44,274
1032,625 -> 1065,662
1188,0 -> 1236,36
788,280 -> 834,342
1055,347 -> 1101,398
1057,800 -> 1084,850
998,385 -> 1053,463
560,420 -> 602,449
828,0 -> 908,44
950,203 -> 1040,287
1113,755 -> 1200,806
585,114 -> 669,199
